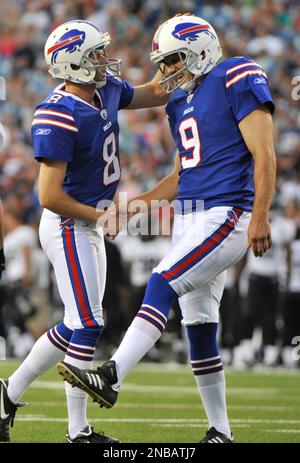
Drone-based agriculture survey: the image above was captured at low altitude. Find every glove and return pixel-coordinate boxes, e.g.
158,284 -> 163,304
0,247 -> 5,280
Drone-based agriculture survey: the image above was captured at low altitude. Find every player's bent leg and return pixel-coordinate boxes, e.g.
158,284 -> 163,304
0,322 -> 72,443
156,207 -> 250,297
58,272 -> 178,407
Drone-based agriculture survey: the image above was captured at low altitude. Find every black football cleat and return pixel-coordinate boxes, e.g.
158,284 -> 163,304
199,427 -> 234,443
66,424 -> 119,443
57,360 -> 118,408
0,379 -> 28,442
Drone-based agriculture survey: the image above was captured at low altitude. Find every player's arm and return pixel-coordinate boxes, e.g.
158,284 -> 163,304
128,152 -> 180,211
38,159 -> 105,224
0,198 -> 5,280
100,153 -> 180,237
239,106 -> 276,257
126,70 -> 169,109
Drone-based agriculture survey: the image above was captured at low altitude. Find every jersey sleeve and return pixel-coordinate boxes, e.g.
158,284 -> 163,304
118,80 -> 134,109
225,59 -> 275,122
31,102 -> 78,162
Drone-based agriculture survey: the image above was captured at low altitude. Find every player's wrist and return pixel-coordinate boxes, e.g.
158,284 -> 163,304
251,207 -> 270,220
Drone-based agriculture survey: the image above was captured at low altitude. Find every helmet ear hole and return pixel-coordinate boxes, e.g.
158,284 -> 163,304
71,64 -> 80,70
201,51 -> 206,61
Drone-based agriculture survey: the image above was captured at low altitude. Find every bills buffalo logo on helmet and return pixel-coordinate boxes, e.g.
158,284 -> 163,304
172,22 -> 215,42
48,29 -> 86,64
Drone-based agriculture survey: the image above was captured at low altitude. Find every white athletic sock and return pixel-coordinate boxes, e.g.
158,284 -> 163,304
7,332 -> 66,403
195,370 -> 231,439
111,317 -> 162,387
64,355 -> 91,439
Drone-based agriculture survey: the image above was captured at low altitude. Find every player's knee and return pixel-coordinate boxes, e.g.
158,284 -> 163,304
142,272 -> 178,319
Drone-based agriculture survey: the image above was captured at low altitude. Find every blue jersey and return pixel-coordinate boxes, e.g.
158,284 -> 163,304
32,78 -> 134,207
167,57 -> 275,211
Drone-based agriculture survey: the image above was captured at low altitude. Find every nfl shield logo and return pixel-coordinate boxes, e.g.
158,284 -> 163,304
187,94 -> 194,103
100,109 -> 107,120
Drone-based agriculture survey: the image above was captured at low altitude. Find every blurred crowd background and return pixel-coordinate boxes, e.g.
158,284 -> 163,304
0,0 -> 300,369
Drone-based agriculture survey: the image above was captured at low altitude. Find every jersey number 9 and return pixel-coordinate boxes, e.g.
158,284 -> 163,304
179,117 -> 202,169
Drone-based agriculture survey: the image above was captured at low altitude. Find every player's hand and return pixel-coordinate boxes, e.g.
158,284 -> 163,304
0,248 -> 5,281
247,216 -> 272,257
150,69 -> 167,99
98,201 -> 131,240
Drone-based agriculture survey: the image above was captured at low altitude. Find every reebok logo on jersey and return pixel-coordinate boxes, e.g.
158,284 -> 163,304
254,77 -> 267,84
36,128 -> 52,135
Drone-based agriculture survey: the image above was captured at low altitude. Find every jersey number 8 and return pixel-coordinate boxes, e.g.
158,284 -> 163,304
103,132 -> 121,185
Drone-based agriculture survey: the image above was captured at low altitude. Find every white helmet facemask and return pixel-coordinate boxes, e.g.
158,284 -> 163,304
150,15 -> 222,94
157,49 -> 198,93
45,20 -> 122,86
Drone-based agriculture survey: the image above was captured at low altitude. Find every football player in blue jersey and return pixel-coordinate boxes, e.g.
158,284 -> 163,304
0,20 -> 169,443
57,15 -> 277,443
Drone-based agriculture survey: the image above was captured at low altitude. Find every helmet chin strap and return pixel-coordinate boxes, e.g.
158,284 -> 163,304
96,80 -> 107,88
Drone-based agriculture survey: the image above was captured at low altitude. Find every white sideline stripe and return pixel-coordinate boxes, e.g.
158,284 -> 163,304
265,430 -> 300,434
16,416 -> 300,426
30,381 -> 285,396
29,402 -> 300,412
4,358 -> 300,375
154,424 -> 250,429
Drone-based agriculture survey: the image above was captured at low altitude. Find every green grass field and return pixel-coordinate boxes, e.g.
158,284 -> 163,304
1,360 -> 300,443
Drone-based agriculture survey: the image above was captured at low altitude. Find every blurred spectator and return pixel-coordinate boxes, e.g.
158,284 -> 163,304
245,208 -> 296,366
1,208 -> 38,356
282,199 -> 300,368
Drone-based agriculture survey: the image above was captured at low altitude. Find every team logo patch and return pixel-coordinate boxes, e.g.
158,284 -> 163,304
60,218 -> 75,230
172,22 -> 215,42
227,210 -> 239,226
48,29 -> 86,64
